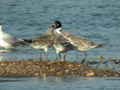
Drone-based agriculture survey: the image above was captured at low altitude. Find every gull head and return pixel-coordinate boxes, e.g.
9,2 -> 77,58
47,25 -> 54,35
53,20 -> 62,29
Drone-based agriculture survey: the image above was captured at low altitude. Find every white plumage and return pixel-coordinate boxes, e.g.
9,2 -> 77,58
0,25 -> 29,52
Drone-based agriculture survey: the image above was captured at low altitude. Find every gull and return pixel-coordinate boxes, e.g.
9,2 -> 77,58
31,25 -> 54,60
53,35 -> 74,61
63,33 -> 102,64
52,20 -> 74,61
0,24 -> 31,53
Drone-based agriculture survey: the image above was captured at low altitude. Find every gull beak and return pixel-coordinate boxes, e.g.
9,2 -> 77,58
51,24 -> 55,28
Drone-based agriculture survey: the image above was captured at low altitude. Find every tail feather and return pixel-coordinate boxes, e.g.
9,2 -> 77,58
15,39 -> 32,46
23,39 -> 32,43
96,43 -> 103,48
90,42 -> 103,48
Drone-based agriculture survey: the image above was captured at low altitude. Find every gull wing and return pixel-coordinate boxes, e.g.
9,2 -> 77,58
32,35 -> 53,46
54,35 -> 72,48
68,35 -> 101,48
2,32 -> 17,45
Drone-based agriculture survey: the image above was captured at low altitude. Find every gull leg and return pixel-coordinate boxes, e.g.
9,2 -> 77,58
58,53 -> 62,61
74,52 -> 79,64
56,53 -> 61,61
55,53 -> 58,60
81,52 -> 87,64
55,52 -> 59,61
63,53 -> 66,61
40,51 -> 42,61
44,48 -> 48,61
46,51 -> 48,61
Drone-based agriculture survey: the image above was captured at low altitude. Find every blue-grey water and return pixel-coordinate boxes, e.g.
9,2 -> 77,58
0,77 -> 120,90
0,0 -> 120,90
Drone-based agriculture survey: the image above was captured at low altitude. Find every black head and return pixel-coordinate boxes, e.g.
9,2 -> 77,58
54,20 -> 62,29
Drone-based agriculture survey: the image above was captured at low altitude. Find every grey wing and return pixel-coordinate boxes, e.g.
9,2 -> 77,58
76,37 -> 98,49
57,36 -> 72,47
69,35 -> 90,47
32,40 -> 43,46
71,35 -> 89,44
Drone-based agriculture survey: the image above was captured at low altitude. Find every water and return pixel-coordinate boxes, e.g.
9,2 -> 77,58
0,0 -> 120,60
0,77 -> 120,90
0,0 -> 120,89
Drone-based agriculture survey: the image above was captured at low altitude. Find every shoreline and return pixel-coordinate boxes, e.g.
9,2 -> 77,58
0,59 -> 119,78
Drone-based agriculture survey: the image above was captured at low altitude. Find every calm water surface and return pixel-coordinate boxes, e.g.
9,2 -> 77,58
0,0 -> 120,89
0,0 -> 120,60
0,77 -> 120,90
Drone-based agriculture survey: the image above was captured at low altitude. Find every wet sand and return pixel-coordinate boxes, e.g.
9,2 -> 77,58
0,58 -> 119,78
